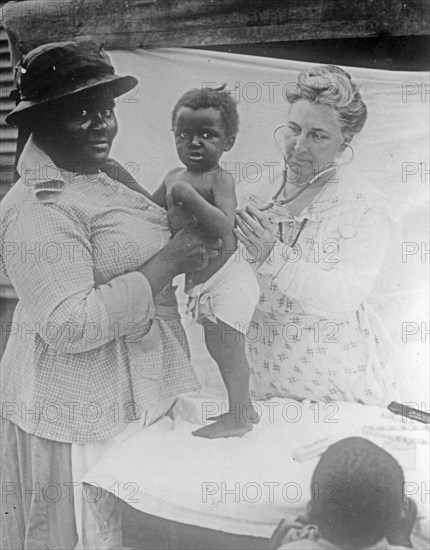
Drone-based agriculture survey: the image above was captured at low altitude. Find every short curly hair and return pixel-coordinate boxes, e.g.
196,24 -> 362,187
171,86 -> 239,138
285,65 -> 367,142
308,437 -> 405,549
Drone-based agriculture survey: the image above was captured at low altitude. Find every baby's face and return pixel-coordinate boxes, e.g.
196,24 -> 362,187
173,107 -> 233,172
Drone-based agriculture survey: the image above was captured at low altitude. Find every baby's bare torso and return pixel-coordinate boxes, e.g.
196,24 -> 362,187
164,167 -> 237,284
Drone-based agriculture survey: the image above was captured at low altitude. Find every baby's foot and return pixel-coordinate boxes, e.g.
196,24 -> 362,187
192,414 -> 254,439
207,406 -> 260,425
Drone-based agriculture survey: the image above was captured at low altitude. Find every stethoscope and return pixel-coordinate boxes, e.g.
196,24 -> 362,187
257,124 -> 355,211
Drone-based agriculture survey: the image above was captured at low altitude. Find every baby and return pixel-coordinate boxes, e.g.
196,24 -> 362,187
273,437 -> 419,549
151,86 -> 260,439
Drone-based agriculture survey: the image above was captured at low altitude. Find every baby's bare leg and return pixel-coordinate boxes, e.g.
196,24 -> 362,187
192,319 -> 259,439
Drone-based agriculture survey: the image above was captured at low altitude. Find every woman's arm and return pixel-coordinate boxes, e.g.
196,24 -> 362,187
151,181 -> 167,208
103,158 -> 152,198
236,204 -> 391,316
3,203 -> 219,354
170,172 -> 236,238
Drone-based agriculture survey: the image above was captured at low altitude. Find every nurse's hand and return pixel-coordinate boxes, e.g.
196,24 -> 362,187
235,204 -> 275,263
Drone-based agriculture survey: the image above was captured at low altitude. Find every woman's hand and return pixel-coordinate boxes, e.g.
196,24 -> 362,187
167,224 -> 221,273
138,224 -> 222,296
235,204 -> 275,264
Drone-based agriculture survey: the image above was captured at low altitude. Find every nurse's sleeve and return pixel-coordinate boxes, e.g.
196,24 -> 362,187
256,206 -> 391,315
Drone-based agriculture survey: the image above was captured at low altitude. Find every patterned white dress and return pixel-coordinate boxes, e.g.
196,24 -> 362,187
238,166 -> 396,405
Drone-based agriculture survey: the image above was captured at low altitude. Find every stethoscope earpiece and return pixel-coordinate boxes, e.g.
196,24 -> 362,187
272,124 -> 288,161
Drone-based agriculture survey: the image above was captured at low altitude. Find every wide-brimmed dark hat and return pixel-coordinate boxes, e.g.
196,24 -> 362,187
6,41 -> 138,125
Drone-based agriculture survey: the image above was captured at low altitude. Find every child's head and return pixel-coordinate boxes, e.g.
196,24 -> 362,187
171,86 -> 239,171
308,437 -> 407,549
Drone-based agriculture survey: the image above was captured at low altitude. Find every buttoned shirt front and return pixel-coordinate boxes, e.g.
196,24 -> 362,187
0,135 -> 199,443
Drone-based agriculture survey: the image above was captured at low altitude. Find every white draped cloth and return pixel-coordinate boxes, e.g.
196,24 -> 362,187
81,48 -> 429,545
109,48 -> 429,404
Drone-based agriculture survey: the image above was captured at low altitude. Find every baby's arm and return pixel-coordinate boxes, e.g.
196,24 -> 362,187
170,171 -> 236,238
152,168 -> 185,208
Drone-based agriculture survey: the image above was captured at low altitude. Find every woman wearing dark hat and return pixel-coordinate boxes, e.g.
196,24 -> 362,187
1,41 -> 220,549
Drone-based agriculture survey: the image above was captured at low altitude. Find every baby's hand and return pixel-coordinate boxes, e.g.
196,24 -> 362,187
386,497 -> 417,548
170,181 -> 191,206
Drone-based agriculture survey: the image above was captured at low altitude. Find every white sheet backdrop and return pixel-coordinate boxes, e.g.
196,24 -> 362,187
109,48 -> 429,404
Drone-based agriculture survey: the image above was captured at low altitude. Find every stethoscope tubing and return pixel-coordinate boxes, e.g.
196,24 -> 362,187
258,164 -> 337,211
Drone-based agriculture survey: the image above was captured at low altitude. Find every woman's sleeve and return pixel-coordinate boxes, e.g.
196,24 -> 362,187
3,201 -> 156,353
256,206 -> 391,316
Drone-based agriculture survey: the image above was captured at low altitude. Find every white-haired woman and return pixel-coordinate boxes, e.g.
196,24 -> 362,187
236,65 -> 395,406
